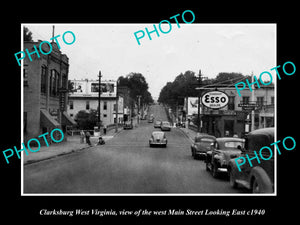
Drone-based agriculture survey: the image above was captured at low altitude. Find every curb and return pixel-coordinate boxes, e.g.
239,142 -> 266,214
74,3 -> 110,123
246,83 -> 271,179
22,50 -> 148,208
24,145 -> 92,165
24,129 -> 124,166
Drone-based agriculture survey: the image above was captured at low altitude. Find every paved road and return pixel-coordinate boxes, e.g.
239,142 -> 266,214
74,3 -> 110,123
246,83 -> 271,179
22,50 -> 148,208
23,104 -> 246,194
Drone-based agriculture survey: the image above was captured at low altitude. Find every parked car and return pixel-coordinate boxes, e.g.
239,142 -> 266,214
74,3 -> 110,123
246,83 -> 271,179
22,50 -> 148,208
191,134 -> 216,160
228,127 -> 274,193
148,117 -> 154,123
149,131 -> 167,147
206,137 -> 245,178
161,121 -> 171,131
154,120 -> 162,128
123,121 -> 133,130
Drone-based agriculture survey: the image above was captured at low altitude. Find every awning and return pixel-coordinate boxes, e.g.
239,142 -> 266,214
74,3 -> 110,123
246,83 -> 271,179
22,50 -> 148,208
40,109 -> 60,128
62,111 -> 77,126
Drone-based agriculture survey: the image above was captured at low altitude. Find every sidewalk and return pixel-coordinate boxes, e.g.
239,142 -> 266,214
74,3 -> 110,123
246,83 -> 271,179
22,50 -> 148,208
23,126 -> 123,165
178,125 -> 198,144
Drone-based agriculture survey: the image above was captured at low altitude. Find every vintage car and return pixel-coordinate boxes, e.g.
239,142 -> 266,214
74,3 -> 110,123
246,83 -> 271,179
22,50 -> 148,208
154,120 -> 162,128
206,137 -> 245,177
161,121 -> 172,131
190,134 -> 216,160
123,121 -> 133,130
228,127 -> 274,193
149,131 -> 167,147
148,116 -> 154,123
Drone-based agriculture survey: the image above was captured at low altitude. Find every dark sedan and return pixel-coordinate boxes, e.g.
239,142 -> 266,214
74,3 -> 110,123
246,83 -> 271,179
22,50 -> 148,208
191,134 -> 216,160
206,137 -> 245,178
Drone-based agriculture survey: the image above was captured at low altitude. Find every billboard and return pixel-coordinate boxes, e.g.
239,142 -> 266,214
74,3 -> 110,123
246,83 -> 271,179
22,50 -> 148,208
186,97 -> 201,116
70,80 -> 117,97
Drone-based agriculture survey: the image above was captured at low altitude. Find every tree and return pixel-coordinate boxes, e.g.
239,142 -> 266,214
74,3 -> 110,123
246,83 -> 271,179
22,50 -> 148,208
74,109 -> 98,130
117,72 -> 153,105
24,26 -> 33,42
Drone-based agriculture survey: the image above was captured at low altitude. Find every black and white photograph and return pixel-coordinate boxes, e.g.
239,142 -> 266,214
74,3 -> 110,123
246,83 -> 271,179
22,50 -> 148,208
21,23 -> 276,195
1,4 -> 298,224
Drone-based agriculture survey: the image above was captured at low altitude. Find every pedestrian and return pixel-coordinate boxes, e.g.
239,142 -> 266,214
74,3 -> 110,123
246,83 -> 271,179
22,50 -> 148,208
103,124 -> 107,135
97,136 -> 105,145
80,130 -> 85,143
85,131 -> 92,146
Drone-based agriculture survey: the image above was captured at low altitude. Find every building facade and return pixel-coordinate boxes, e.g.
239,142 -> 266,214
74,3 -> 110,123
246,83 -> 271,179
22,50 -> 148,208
68,79 -> 124,126
23,40 -> 76,144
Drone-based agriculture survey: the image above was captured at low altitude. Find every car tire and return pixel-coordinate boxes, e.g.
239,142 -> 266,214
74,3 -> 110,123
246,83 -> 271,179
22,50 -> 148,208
212,163 -> 218,178
252,177 -> 260,193
206,162 -> 210,171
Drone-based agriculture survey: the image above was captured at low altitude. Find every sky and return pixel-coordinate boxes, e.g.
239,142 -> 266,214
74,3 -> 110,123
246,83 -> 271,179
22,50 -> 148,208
24,24 -> 276,99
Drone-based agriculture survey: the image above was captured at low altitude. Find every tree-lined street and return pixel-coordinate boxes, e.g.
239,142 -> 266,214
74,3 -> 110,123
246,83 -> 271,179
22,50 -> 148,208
24,104 -> 246,194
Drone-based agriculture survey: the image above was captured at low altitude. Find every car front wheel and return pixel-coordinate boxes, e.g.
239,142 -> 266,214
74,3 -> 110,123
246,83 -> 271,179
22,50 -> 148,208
229,168 -> 238,189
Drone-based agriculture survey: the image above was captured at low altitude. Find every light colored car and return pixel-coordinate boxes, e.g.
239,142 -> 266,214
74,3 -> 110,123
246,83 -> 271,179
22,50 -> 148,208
149,131 -> 167,147
161,121 -> 171,131
154,120 -> 162,128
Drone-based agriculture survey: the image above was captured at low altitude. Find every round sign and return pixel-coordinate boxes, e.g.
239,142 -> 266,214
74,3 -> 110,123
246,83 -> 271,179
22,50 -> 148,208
201,91 -> 229,109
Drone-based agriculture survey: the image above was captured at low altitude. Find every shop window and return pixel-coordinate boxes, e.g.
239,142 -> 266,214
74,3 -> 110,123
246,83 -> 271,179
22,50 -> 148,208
69,100 -> 73,110
41,65 -> 47,93
228,96 -> 235,110
86,101 -> 90,110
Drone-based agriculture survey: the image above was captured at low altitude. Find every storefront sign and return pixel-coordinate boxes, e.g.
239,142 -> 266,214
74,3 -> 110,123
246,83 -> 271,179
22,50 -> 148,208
201,91 -> 229,109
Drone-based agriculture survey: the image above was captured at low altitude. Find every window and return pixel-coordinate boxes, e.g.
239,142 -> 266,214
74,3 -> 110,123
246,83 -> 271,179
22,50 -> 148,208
257,97 -> 264,106
86,101 -> 90,110
24,65 -> 28,86
242,96 -> 250,104
62,73 -> 67,89
69,101 -> 73,109
228,96 -> 235,110
50,69 -> 60,96
41,65 -> 47,93
103,101 -> 107,110
271,96 -> 274,105
104,114 -> 107,117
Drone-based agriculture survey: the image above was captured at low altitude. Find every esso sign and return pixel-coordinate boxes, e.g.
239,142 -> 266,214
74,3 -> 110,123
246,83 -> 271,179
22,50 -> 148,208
201,91 -> 229,109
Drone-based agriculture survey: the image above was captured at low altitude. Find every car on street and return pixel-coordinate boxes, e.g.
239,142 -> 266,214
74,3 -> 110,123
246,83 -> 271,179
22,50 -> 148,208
191,134 -> 216,160
154,120 -> 162,128
148,114 -> 154,123
149,131 -> 167,147
161,121 -> 172,131
206,137 -> 245,178
228,127 -> 274,193
123,121 -> 133,130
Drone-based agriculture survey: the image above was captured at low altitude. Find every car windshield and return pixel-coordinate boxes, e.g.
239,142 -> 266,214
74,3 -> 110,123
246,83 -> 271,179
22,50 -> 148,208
162,122 -> 170,126
152,132 -> 164,138
224,141 -> 244,149
195,137 -> 214,143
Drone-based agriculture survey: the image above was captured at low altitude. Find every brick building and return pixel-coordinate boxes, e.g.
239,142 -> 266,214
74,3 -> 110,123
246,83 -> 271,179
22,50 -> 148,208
23,40 -> 76,143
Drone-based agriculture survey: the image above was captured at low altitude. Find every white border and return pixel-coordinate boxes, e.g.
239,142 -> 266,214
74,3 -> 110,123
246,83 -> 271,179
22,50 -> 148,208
21,23 -> 277,196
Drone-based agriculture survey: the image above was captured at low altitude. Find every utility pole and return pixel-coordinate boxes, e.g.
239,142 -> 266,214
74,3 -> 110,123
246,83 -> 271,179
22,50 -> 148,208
137,95 -> 141,124
115,89 -> 119,132
197,70 -> 202,132
251,72 -> 255,132
98,71 -> 102,130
